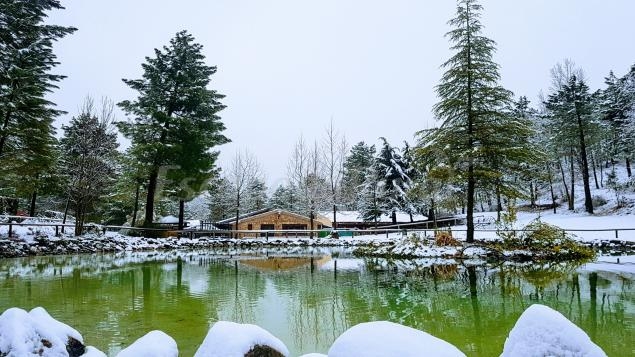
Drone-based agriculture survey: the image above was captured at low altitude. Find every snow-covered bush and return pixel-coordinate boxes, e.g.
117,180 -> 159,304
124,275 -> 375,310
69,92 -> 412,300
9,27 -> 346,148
501,304 -> 606,357
328,321 -> 465,357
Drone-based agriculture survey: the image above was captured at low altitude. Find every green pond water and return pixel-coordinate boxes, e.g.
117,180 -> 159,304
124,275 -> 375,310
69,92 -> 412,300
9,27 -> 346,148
0,248 -> 633,357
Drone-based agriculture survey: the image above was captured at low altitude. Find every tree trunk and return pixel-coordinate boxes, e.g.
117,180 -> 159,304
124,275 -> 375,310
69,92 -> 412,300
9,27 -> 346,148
143,167 -> 159,227
132,182 -> 141,227
576,112 -> 593,214
332,204 -> 337,229
558,159 -> 570,207
234,192 -> 240,239
62,197 -> 70,234
590,152 -> 599,189
548,167 -> 557,214
599,162 -> 604,187
391,210 -> 397,224
569,150 -> 575,211
29,190 -> 37,217
529,181 -> 536,208
178,199 -> 185,230
627,157 -> 632,177
430,198 -> 437,228
496,184 -> 502,222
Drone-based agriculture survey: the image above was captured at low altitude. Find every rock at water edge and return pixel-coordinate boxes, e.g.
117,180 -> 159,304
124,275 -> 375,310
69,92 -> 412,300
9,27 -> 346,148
328,321 -> 466,357
501,304 -> 606,357
194,321 -> 289,357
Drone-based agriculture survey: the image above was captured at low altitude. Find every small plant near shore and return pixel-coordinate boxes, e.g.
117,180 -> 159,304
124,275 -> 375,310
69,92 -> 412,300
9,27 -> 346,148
496,199 -> 518,243
434,230 -> 460,246
510,219 -> 595,261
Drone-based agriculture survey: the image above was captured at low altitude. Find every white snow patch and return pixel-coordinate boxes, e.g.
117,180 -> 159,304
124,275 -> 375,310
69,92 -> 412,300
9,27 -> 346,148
193,321 -> 289,357
501,304 -> 607,357
116,330 -> 177,357
0,306 -> 88,357
159,216 -> 179,224
82,346 -> 107,357
298,354 -> 327,357
328,321 -> 466,357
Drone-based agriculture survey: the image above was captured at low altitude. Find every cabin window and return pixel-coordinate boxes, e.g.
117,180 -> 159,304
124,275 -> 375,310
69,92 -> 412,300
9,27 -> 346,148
247,224 -> 253,230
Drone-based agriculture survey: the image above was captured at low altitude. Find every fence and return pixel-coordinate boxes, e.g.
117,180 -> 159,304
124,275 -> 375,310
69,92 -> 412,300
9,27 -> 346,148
1,220 -> 635,243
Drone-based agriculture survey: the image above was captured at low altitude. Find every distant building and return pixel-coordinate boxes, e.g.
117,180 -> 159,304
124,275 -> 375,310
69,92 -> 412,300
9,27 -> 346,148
214,208 -> 331,236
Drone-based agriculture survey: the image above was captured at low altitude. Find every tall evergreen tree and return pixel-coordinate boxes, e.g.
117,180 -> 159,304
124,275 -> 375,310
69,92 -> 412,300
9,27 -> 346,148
117,31 -> 229,228
545,75 -> 597,214
376,137 -> 411,223
421,0 -> 522,242
341,142 -> 376,209
0,0 -> 75,195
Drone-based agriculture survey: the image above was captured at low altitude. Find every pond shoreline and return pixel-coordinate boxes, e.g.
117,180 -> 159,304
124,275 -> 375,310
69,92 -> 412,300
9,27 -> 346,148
1,233 -> 633,260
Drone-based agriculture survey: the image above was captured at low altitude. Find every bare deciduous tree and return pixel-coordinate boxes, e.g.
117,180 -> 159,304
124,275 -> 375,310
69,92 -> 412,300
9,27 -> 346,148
227,150 -> 262,236
321,119 -> 347,229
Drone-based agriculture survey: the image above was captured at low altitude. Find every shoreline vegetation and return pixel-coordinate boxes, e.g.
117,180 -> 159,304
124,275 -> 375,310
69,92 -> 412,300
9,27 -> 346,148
0,225 -> 633,261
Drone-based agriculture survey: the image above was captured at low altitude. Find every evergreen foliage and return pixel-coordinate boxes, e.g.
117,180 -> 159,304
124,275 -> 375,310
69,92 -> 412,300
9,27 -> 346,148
59,99 -> 119,235
0,0 -> 75,202
418,0 -> 535,242
117,30 -> 229,228
545,74 -> 597,213
341,142 -> 376,209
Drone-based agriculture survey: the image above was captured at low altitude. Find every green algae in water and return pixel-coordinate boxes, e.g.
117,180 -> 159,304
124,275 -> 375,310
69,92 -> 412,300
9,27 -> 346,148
0,250 -> 633,356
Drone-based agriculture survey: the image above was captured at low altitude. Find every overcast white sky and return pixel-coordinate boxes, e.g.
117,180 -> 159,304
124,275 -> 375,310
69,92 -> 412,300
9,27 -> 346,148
46,0 -> 635,188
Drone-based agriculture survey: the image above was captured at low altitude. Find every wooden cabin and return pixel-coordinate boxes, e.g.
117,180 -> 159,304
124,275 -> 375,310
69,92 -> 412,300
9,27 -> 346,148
215,208 -> 332,237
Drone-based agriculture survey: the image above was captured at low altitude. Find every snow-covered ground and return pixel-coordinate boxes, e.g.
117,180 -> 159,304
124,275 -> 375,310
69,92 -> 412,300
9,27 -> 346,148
446,210 -> 635,242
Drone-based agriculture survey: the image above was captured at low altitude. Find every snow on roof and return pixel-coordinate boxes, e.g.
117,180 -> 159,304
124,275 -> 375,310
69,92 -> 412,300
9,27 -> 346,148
501,304 -> 606,357
194,321 -> 289,357
320,210 -> 427,223
328,321 -> 466,357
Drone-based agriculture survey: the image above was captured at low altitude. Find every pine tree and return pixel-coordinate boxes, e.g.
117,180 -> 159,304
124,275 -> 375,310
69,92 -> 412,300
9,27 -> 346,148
545,74 -> 597,214
421,0 -> 522,242
59,99 -> 119,236
117,31 -> 229,228
245,178 -> 268,212
341,142 -> 376,209
0,0 -> 76,195
599,67 -> 635,177
357,162 -> 383,227
207,176 -> 236,222
269,184 -> 297,212
376,138 -> 411,223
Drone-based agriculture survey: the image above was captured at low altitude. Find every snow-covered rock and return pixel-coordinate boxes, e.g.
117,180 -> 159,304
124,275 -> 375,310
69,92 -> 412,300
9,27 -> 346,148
0,306 -> 100,357
501,304 -> 607,357
194,321 -> 289,357
116,330 -> 177,357
328,321 -> 466,357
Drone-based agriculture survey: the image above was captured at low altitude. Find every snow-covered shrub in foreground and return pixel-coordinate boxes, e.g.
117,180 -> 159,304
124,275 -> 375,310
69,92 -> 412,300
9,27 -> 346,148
328,321 -> 466,357
116,330 -> 177,357
501,304 -> 606,357
0,307 -> 102,357
193,321 -> 289,357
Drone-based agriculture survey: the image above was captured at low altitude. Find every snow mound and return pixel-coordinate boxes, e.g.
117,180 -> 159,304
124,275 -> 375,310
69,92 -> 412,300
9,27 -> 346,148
501,304 -> 607,357
159,216 -> 179,224
0,306 -> 98,356
116,330 -> 177,357
328,321 -> 466,357
194,321 -> 289,357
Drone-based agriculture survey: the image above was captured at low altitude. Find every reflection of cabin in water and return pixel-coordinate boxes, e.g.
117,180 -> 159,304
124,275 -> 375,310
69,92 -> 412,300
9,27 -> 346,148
239,255 -> 331,271
214,208 -> 332,236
